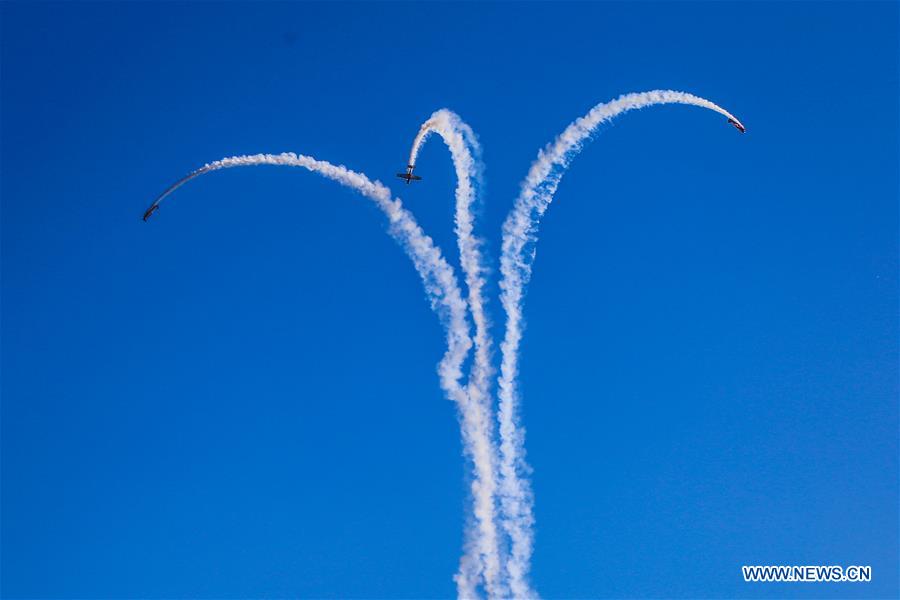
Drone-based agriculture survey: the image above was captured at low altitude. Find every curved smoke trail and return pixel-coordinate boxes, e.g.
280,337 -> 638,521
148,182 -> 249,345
498,90 -> 744,597
408,112 -> 502,598
147,153 -> 485,594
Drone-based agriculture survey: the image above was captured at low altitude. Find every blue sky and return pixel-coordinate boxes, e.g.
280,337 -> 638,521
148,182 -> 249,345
2,2 -> 897,598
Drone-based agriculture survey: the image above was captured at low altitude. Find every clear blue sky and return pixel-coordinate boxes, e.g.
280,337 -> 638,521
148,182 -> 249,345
2,2 -> 897,598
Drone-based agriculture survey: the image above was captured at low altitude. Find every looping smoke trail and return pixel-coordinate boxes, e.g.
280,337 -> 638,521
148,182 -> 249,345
149,153 -> 484,592
498,90 -> 743,598
151,154 -> 468,348
409,112 -> 503,598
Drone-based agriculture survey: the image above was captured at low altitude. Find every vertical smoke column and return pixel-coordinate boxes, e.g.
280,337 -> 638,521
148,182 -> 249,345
498,91 -> 743,597
408,112 -> 503,598
146,152 -> 479,594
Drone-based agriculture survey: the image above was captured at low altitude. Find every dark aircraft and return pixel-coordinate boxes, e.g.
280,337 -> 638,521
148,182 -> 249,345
396,165 -> 422,184
728,118 -> 746,133
143,204 -> 159,221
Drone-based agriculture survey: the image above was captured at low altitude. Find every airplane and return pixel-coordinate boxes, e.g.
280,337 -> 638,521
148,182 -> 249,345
728,118 -> 746,133
396,165 -> 422,184
143,204 -> 159,221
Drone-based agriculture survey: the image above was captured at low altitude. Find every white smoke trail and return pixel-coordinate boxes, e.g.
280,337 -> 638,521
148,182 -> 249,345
409,112 -> 503,598
148,152 -> 482,594
498,90 -> 743,597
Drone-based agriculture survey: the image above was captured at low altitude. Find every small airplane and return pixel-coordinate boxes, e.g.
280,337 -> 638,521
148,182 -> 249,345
728,118 -> 746,133
143,204 -> 159,221
396,165 -> 422,184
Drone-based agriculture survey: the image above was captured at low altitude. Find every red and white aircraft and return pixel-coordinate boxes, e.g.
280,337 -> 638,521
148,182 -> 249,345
728,118 -> 746,133
396,165 -> 422,184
